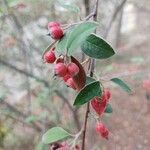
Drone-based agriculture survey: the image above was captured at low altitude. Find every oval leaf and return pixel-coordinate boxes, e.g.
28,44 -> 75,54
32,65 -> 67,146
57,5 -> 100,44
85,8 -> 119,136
42,127 -> 70,144
67,21 -> 98,56
111,78 -> 132,93
104,103 -> 113,113
74,81 -> 101,106
71,56 -> 86,91
81,34 -> 115,59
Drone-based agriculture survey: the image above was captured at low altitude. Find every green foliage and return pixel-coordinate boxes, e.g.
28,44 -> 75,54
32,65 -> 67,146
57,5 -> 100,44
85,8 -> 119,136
55,30 -> 71,56
42,127 -> 71,144
67,21 -> 98,56
111,78 -> 132,93
81,34 -> 115,59
74,81 -> 101,106
104,103 -> 113,113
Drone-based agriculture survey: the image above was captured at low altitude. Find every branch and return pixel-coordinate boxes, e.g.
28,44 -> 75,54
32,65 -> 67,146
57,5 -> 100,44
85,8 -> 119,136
81,1 -> 99,150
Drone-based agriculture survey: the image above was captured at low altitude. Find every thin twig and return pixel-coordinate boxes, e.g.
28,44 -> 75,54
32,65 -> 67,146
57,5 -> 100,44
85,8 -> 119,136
81,1 -> 99,149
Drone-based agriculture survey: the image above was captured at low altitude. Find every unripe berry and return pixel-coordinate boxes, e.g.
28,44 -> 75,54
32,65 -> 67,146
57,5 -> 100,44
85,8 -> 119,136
91,97 -> 106,115
54,63 -> 67,77
63,74 -> 71,82
48,21 -> 60,29
66,78 -> 76,90
101,89 -> 111,102
50,26 -> 63,39
96,122 -> 109,139
67,63 -> 79,77
44,50 -> 56,63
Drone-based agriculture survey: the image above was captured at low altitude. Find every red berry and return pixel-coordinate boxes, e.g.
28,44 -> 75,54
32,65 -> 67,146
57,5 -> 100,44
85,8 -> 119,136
67,63 -> 79,77
143,80 -> 150,90
54,63 -> 67,77
91,97 -> 107,115
50,26 -> 63,39
44,50 -> 56,63
63,74 -> 71,82
95,122 -> 109,139
48,21 -> 60,29
101,89 -> 111,102
66,78 -> 76,90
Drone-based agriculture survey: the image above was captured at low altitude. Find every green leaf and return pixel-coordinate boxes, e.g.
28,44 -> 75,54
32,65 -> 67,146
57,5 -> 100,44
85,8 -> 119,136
55,30 -> 71,56
111,78 -> 132,93
74,81 -> 101,106
67,21 -> 98,56
85,76 -> 96,85
81,34 -> 115,59
42,127 -> 71,144
55,35 -> 67,56
104,103 -> 113,113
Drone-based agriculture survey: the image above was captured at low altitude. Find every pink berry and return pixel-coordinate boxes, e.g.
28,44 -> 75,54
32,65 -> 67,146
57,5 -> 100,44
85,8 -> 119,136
101,89 -> 111,101
95,122 -> 109,139
63,74 -> 71,82
143,80 -> 150,90
66,78 -> 76,90
54,63 -> 67,77
48,21 -> 60,29
50,26 -> 63,39
91,97 -> 107,115
43,50 -> 56,63
67,63 -> 79,77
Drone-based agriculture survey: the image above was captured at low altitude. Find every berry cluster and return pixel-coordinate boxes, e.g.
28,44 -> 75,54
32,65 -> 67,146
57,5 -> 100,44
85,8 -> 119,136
43,22 -> 80,90
43,51 -> 79,91
44,48 -> 79,90
91,89 -> 111,139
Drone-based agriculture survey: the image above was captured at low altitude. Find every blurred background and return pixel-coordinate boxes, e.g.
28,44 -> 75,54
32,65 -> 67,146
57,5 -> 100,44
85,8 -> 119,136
0,0 -> 150,150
